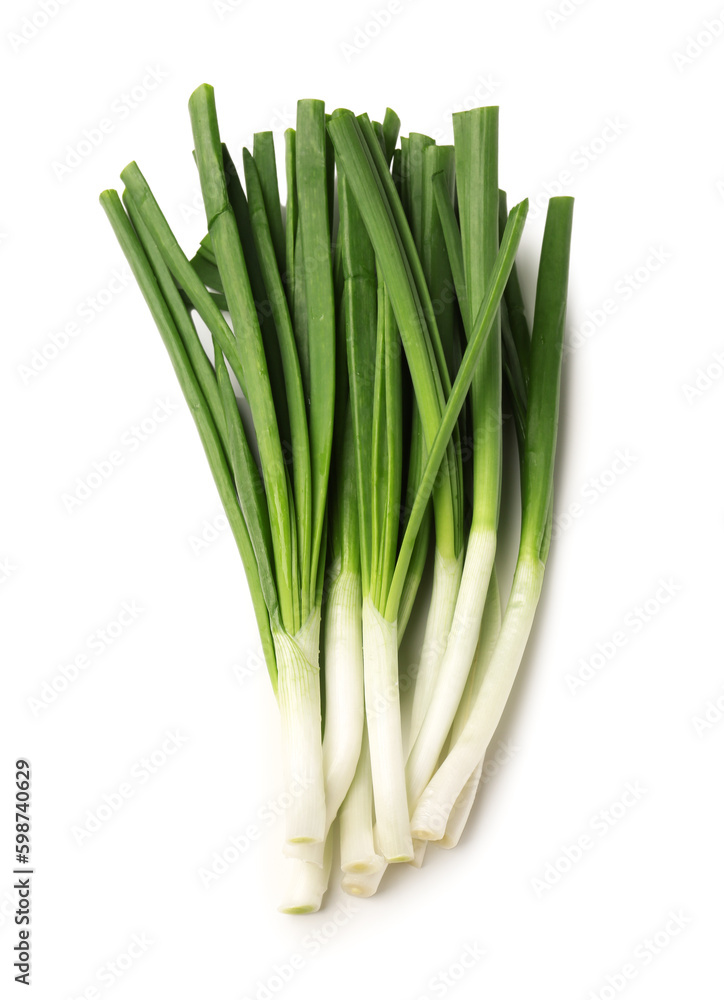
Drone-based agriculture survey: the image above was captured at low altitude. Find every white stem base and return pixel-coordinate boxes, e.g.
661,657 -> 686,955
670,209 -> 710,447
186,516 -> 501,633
411,557 -> 543,840
342,865 -> 386,898
363,598 -> 413,863
407,838 -> 428,868
284,567 -> 364,867
436,575 -> 502,849
278,826 -> 334,914
406,527 -> 496,808
437,760 -> 483,849
340,727 -> 384,874
407,547 -> 464,751
274,609 -> 325,845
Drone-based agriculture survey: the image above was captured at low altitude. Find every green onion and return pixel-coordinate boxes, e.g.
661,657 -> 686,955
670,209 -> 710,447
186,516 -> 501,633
99,86 -> 574,912
99,190 -> 278,686
437,571 -> 502,849
339,727 -> 383,876
406,107 -> 503,811
411,196 -> 574,840
406,139 -> 463,752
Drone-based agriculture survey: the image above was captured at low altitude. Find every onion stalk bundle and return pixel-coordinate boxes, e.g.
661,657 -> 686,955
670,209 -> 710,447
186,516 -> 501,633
100,84 -> 573,913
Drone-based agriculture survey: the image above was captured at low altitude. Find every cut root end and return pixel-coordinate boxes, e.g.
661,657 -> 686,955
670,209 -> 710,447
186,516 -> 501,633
278,903 -> 319,915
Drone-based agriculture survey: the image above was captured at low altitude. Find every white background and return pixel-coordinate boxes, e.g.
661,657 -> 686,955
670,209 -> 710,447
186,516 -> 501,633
2,0 -> 722,997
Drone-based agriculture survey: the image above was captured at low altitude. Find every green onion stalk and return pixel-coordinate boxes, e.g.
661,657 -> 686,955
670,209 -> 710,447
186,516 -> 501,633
403,136 -> 465,754
281,408 -> 366,885
405,108 -> 504,816
190,90 -> 334,849
98,84 -> 574,912
437,569 -> 501,849
328,110 -> 466,863
339,725 -> 385,876
329,105 -> 528,863
103,86 -> 336,849
411,196 -> 574,840
336,200 -> 530,890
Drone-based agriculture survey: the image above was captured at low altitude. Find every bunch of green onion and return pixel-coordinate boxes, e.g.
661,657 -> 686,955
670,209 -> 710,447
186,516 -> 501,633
100,84 -> 573,913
